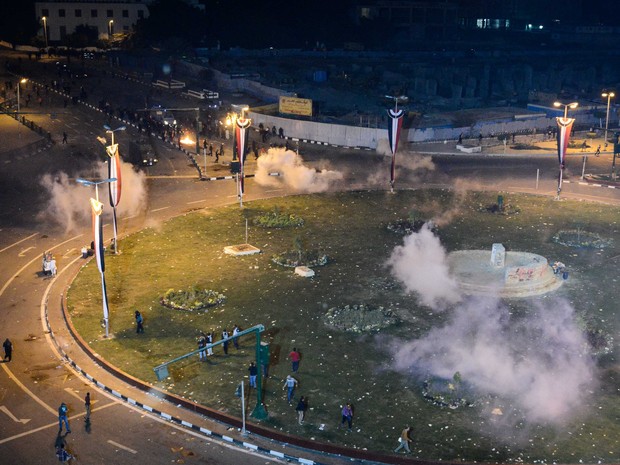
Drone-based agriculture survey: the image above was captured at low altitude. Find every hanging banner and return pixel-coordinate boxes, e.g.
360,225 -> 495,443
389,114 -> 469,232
107,144 -> 122,248
556,117 -> 575,167
387,108 -> 404,188
90,197 -> 110,332
236,117 -> 252,195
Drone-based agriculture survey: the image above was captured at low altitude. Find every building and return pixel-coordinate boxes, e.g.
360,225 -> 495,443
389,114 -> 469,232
35,1 -> 150,42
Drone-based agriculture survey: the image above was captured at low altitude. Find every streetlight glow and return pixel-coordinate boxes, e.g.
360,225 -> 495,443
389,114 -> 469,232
108,19 -> 114,37
103,124 -> 126,145
16,78 -> 27,115
42,16 -> 48,49
553,101 -> 578,118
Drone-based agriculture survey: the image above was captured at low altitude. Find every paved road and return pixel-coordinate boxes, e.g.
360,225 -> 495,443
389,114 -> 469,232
2,49 -> 620,465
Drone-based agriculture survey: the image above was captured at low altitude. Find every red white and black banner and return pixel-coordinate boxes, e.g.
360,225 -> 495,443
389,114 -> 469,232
555,117 -> 575,197
236,117 -> 251,195
90,198 -> 110,334
107,144 -> 122,247
387,108 -> 404,189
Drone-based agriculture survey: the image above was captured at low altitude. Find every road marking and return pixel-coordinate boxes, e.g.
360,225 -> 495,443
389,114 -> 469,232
0,405 -> 31,424
18,246 -> 36,257
107,440 -> 138,454
63,387 -> 98,404
0,233 -> 37,253
0,402 -> 118,445
0,364 -> 57,416
62,248 -> 77,258
150,206 -> 170,213
186,199 -> 206,204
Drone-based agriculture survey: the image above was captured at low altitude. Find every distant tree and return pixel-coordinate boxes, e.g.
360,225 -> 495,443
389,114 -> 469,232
133,0 -> 207,48
65,25 -> 98,48
0,0 -> 39,45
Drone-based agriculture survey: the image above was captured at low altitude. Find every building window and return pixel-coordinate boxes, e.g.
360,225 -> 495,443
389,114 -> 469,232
59,25 -> 67,39
123,25 -> 129,32
91,9 -> 98,18
59,9 -> 65,17
122,9 -> 129,18
42,8 -> 49,16
107,9 -> 113,18
75,9 -> 82,18
138,10 -> 144,19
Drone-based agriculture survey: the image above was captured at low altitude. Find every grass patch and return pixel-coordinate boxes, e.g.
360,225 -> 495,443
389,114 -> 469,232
67,190 -> 620,463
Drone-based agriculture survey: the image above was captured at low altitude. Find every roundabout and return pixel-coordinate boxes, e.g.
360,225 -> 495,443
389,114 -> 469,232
65,189 -> 619,464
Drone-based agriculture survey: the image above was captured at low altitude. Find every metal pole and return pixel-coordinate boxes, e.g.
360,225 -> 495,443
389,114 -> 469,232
251,330 -> 267,419
536,169 -> 539,190
102,273 -> 109,338
240,381 -> 247,436
16,81 -> 20,115
581,155 -> 587,180
245,218 -> 248,244
605,95 -> 611,143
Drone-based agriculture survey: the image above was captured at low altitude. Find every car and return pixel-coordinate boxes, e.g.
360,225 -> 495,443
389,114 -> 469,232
151,105 -> 176,126
142,156 -> 158,166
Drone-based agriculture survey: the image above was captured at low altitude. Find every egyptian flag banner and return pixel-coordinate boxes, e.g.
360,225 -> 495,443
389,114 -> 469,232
387,108 -> 404,188
236,117 -> 252,195
556,117 -> 575,167
107,144 -> 122,247
90,197 -> 110,334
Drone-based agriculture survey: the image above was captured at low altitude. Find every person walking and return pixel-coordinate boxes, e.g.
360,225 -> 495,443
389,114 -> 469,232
296,396 -> 307,425
219,142 -> 224,158
84,392 -> 91,421
289,347 -> 300,372
206,332 -> 213,356
248,362 -> 257,389
221,328 -> 229,354
62,131 -> 68,144
197,333 -> 207,361
58,402 -> 71,433
232,325 -> 241,349
341,403 -> 353,431
3,338 -> 12,362
595,145 -> 601,157
135,310 -> 144,334
283,375 -> 298,404
394,426 -> 413,453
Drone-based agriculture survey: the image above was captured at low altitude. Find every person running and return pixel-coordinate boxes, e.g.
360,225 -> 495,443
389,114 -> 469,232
595,145 -> 601,157
62,131 -> 68,144
394,426 -> 413,453
3,338 -> 12,362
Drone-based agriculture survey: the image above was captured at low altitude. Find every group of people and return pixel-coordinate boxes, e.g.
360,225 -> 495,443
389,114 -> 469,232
197,325 -> 242,360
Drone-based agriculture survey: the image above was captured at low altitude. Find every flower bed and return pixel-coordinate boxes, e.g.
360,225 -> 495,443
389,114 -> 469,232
160,287 -> 226,311
323,304 -> 398,333
272,250 -> 328,268
253,208 -> 304,228
552,230 -> 612,249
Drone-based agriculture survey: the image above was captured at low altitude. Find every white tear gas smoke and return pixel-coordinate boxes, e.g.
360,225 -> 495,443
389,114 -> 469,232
254,147 -> 343,193
38,159 -> 147,233
391,296 -> 596,425
386,223 -> 461,308
386,224 -> 597,426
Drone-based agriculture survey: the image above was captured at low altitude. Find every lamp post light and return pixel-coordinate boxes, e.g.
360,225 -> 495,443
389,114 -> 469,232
103,124 -> 126,145
108,20 -> 114,37
42,16 -> 48,49
602,91 -> 615,144
553,101 -> 579,118
16,78 -> 27,115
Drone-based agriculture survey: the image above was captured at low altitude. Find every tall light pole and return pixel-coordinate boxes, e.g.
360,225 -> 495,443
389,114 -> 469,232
16,78 -> 27,115
602,91 -> 615,143
42,16 -> 48,49
108,20 -> 114,38
76,177 -> 117,338
553,101 -> 578,199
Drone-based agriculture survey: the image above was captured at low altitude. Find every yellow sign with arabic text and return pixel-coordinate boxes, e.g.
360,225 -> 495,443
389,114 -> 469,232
279,96 -> 313,117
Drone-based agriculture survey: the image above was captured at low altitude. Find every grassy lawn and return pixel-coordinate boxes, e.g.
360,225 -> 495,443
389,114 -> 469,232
67,190 -> 619,463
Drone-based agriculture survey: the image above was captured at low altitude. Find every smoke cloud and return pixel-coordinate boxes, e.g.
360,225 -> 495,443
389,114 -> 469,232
38,159 -> 147,233
386,223 -> 461,308
386,225 -> 597,427
254,147 -> 343,193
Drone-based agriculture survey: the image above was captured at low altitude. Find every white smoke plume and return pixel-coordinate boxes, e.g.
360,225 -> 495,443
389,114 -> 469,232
38,159 -> 147,233
254,147 -> 343,193
386,223 -> 461,308
386,223 -> 597,426
391,296 -> 596,424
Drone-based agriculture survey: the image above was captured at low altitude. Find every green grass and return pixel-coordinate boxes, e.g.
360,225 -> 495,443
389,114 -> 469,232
66,190 -> 620,463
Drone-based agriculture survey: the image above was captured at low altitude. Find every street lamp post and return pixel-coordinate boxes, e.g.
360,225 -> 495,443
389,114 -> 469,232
76,177 -> 117,338
16,78 -> 27,115
108,20 -> 114,37
42,16 -> 48,49
552,101 -> 578,199
602,91 -> 615,143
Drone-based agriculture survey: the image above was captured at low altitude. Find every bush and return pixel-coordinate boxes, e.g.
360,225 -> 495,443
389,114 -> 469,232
253,207 -> 304,228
